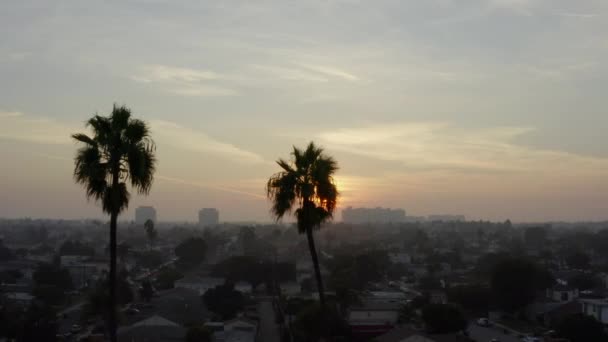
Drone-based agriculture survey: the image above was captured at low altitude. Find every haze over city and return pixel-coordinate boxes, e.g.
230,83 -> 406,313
1,0 -> 607,222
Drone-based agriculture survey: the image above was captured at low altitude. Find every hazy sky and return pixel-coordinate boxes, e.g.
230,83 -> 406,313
1,0 -> 607,222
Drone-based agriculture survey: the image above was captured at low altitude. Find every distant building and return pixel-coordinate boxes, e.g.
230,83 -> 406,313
199,208 -> 219,227
427,214 -> 465,222
135,206 -> 157,225
342,207 -> 406,224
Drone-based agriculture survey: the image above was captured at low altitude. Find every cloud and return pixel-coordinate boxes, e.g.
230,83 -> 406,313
0,111 -> 23,118
317,122 -> 608,174
156,175 -> 266,200
130,64 -> 238,97
0,111 -> 78,145
149,120 -> 266,164
298,64 -> 359,81
554,12 -> 598,19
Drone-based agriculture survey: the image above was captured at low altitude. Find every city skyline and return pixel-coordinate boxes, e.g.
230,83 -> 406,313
1,1 -> 608,222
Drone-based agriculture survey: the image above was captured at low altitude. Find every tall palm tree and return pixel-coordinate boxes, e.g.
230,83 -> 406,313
72,105 -> 156,342
267,142 -> 338,306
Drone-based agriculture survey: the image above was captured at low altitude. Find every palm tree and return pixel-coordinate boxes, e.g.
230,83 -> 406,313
267,142 -> 338,306
144,219 -> 157,248
72,105 -> 156,342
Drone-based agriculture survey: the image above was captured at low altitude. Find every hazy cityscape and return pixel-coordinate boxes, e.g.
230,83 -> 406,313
2,1 -> 608,342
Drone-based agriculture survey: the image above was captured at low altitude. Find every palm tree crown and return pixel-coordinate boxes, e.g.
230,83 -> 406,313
267,142 -> 339,232
73,105 -> 156,214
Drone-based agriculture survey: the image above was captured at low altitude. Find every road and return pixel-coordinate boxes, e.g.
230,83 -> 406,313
468,323 -> 522,342
258,300 -> 281,342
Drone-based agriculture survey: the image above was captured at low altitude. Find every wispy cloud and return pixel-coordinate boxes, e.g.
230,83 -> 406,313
0,111 -> 23,118
130,64 -> 238,97
149,120 -> 266,164
317,122 -> 608,174
0,111 -> 77,145
156,175 -> 266,200
553,12 -> 598,19
298,64 -> 359,81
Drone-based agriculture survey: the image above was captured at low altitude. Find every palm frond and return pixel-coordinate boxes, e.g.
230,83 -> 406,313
72,133 -> 97,146
127,144 -> 156,195
111,105 -> 131,130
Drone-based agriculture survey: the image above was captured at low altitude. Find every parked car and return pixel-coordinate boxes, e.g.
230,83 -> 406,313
521,336 -> 540,342
477,318 -> 491,327
70,324 -> 82,333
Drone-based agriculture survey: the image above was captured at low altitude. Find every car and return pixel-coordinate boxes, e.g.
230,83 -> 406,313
70,324 -> 82,333
521,337 -> 540,342
490,339 -> 500,342
477,318 -> 491,327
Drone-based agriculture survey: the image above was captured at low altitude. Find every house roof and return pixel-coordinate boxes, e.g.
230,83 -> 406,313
374,326 -> 467,342
132,315 -> 180,327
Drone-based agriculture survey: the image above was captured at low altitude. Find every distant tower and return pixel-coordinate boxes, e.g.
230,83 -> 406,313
198,208 -> 219,227
135,206 -> 157,225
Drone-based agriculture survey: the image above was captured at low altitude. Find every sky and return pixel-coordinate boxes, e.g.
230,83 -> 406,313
0,0 -> 607,223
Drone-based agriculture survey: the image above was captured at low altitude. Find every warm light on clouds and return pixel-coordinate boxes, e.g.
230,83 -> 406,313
1,0 -> 607,221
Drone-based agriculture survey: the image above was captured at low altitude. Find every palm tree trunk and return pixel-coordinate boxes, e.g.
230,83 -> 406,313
109,166 -> 119,342
306,227 -> 326,306
109,210 -> 118,342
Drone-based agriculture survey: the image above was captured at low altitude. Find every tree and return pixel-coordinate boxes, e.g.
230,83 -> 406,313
144,219 -> 157,248
524,226 -> 547,249
557,313 -> 608,342
267,142 -> 339,306
185,325 -> 212,342
59,240 -> 95,256
421,304 -> 467,334
137,250 -> 164,269
155,267 -> 183,290
491,257 -> 554,313
84,270 -> 134,322
33,263 -> 73,305
139,279 -> 155,302
175,237 -> 207,266
202,283 -> 245,320
565,251 -> 591,270
292,302 -> 348,342
568,273 -> 602,291
0,241 -> 14,261
72,105 -> 156,342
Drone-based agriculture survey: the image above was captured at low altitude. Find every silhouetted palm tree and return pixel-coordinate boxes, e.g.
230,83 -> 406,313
72,105 -> 156,342
267,142 -> 338,306
144,219 -> 157,248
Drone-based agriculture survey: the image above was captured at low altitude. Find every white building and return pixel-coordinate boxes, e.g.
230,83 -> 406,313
580,299 -> 608,324
135,206 -> 157,225
199,208 -> 219,227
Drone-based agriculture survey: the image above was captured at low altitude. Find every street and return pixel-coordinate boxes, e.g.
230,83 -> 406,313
258,300 -> 281,342
468,323 -> 522,342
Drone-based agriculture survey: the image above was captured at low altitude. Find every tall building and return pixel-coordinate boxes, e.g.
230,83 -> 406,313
135,206 -> 157,225
342,207 -> 406,224
199,208 -> 219,227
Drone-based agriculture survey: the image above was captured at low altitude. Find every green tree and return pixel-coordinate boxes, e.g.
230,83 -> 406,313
175,237 -> 207,266
202,283 -> 245,320
155,267 -> 183,290
421,304 -> 467,334
267,142 -> 339,306
557,313 -> 608,342
491,257 -> 554,313
72,105 -> 156,342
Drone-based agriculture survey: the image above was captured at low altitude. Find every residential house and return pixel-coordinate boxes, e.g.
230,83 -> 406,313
348,302 -> 400,340
279,281 -> 301,296
546,284 -> 579,303
118,315 -> 186,342
580,299 -> 608,324
174,275 -> 225,295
